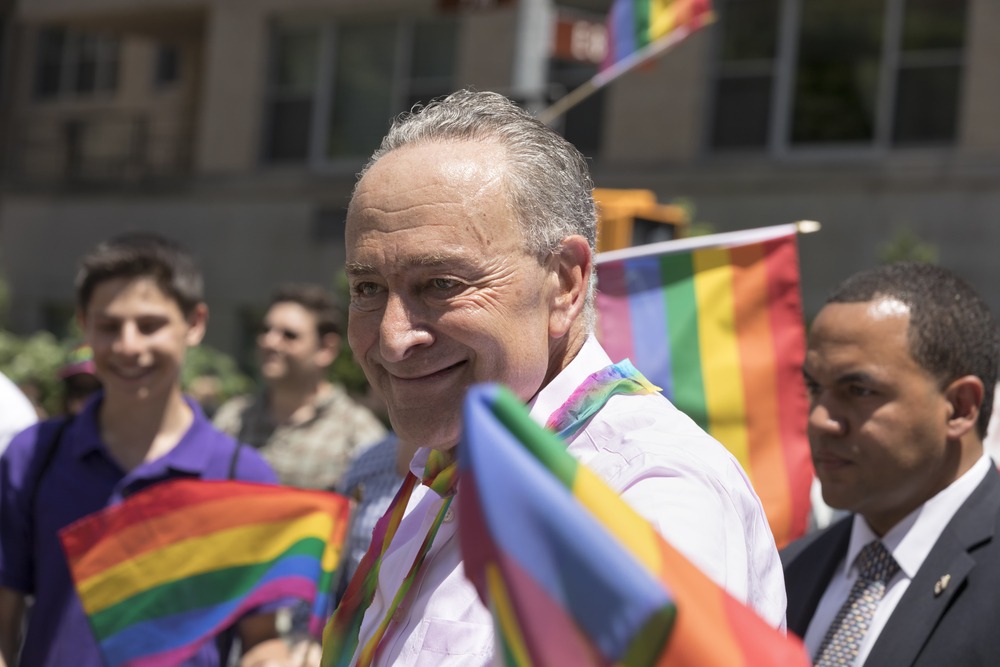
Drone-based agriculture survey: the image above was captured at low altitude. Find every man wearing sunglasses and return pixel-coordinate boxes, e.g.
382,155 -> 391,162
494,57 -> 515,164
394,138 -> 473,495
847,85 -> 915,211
214,283 -> 386,491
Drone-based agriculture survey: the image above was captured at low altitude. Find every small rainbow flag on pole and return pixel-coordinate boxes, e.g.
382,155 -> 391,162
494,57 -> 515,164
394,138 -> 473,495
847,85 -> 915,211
458,384 -> 811,666
536,0 -> 714,124
59,479 -> 351,667
595,223 -> 813,547
602,0 -> 714,72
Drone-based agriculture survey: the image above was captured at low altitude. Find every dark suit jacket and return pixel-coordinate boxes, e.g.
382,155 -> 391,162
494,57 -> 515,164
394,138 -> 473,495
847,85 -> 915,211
782,466 -> 1000,666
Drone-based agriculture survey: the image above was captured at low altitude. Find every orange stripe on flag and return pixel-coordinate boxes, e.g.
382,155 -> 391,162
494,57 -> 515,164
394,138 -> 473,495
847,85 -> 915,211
731,242 -> 791,546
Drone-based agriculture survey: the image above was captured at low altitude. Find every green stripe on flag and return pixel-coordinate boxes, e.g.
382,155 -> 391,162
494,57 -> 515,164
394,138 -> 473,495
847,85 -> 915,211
90,536 -> 329,639
491,388 -> 578,488
661,252 -> 709,431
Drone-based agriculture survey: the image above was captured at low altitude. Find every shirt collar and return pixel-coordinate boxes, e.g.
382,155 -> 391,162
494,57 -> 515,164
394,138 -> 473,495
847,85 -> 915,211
846,453 -> 992,578
68,393 -> 213,474
527,335 -> 611,426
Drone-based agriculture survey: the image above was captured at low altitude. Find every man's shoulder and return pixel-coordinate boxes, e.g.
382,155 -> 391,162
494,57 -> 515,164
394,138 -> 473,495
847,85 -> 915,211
781,516 -> 852,570
193,421 -> 278,484
213,393 -> 259,425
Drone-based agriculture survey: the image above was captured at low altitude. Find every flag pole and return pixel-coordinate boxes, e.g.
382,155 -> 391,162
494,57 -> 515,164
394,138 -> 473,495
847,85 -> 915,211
537,14 -> 715,126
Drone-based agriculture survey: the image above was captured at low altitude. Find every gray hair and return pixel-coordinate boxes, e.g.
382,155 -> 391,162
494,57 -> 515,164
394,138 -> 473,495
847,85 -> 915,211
356,89 -> 598,328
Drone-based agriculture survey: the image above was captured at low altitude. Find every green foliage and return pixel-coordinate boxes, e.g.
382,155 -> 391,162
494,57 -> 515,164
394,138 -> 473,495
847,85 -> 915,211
0,330 -> 67,415
670,197 -> 715,237
181,344 -> 255,403
878,228 -> 939,265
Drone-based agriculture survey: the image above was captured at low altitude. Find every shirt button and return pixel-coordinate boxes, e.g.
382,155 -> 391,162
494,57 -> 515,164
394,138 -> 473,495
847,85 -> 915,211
443,507 -> 455,523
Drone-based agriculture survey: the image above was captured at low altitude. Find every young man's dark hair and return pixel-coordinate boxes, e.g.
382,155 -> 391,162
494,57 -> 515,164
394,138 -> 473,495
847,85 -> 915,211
75,232 -> 204,317
268,283 -> 342,338
828,261 -> 1000,437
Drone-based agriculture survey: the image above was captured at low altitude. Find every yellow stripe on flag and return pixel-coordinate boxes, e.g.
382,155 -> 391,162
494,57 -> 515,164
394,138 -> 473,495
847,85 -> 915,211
486,563 -> 532,667
650,0 -> 680,40
573,467 -> 662,574
77,512 -> 337,614
693,248 -> 751,467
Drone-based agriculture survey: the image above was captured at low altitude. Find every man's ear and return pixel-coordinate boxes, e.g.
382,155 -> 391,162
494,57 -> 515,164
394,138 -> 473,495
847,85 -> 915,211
185,303 -> 209,347
548,235 -> 592,339
944,375 -> 984,440
315,332 -> 341,369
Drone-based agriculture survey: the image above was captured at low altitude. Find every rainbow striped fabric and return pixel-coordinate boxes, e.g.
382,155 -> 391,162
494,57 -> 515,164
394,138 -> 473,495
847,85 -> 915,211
458,383 -> 811,666
58,479 -> 351,667
603,0 -> 714,70
594,224 -> 812,547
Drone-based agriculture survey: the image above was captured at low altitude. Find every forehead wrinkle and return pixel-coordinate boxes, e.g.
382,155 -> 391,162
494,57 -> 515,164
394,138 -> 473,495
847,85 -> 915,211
346,250 -> 480,277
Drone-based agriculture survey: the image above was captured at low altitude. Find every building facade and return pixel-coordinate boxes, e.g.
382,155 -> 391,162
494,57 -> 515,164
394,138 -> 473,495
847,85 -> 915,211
1,0 -> 996,360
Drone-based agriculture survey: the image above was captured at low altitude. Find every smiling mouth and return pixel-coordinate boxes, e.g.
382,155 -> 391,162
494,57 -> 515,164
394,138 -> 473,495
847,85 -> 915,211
393,360 -> 466,382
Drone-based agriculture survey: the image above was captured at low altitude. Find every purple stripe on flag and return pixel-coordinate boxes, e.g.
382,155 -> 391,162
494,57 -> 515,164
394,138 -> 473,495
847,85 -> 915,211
623,256 -> 674,396
595,261 -> 636,364
119,577 -> 316,667
606,0 -> 638,66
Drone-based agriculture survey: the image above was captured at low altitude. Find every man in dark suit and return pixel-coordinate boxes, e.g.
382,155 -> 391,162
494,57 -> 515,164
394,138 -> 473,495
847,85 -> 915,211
784,262 -> 1000,667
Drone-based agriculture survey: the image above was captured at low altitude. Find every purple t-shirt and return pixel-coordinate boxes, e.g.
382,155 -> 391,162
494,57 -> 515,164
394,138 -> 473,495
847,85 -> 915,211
0,394 -> 278,667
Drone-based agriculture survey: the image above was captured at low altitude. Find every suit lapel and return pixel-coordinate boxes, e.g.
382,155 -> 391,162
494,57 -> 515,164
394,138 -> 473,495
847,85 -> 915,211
785,519 -> 852,637
864,468 -> 1000,666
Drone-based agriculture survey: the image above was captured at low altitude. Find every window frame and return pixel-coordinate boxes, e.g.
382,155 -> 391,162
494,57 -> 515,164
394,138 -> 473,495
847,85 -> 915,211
708,0 -> 968,158
261,16 -> 459,170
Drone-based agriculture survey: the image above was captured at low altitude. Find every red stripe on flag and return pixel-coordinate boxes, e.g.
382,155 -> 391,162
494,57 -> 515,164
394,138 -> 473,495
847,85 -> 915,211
595,261 -> 637,363
763,235 -> 813,545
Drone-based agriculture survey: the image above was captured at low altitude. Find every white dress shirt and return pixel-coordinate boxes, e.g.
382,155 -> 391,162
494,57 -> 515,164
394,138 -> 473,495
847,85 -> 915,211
0,372 -> 37,455
354,336 -> 787,666
803,453 -> 993,666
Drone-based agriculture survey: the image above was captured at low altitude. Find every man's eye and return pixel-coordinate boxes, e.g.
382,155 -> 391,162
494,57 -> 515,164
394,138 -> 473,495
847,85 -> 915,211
848,385 -> 873,398
353,282 -> 381,298
430,278 -> 459,291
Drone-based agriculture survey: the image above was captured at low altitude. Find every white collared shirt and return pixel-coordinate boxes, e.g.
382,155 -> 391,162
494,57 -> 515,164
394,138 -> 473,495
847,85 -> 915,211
803,454 -> 993,665
354,336 -> 787,666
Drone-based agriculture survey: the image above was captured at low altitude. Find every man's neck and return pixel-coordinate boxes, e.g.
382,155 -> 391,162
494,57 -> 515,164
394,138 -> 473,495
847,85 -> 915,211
99,388 -> 194,472
267,379 -> 331,425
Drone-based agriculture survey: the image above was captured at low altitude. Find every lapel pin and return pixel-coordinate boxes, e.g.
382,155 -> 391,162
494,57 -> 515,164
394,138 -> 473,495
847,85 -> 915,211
933,574 -> 951,597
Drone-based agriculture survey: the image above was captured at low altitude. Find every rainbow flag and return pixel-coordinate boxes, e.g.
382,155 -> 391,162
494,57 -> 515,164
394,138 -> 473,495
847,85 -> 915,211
59,479 -> 351,667
595,223 -> 812,547
458,384 -> 810,666
603,0 -> 714,72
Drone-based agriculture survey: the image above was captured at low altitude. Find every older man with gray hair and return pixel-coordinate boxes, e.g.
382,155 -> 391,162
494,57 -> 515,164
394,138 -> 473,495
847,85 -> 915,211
324,89 -> 784,666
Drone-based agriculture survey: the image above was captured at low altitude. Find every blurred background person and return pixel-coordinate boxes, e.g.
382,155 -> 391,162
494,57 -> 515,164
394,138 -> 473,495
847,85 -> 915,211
57,345 -> 102,416
214,283 -> 386,491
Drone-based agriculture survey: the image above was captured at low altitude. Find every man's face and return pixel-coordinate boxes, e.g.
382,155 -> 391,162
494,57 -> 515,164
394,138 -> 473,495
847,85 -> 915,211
81,276 -> 205,404
803,299 -> 956,535
258,302 -> 330,384
346,141 -> 561,451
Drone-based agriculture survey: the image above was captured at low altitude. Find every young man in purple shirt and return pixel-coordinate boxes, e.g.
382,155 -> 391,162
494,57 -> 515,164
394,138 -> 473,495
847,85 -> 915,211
0,234 -> 291,666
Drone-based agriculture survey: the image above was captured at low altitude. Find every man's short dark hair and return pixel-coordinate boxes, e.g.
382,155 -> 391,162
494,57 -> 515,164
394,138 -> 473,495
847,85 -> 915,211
75,233 -> 204,316
268,283 -> 341,338
828,262 -> 1000,437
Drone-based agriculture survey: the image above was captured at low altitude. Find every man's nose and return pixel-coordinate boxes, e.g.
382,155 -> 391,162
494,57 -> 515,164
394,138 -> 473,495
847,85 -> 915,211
114,322 -> 142,355
379,294 -> 432,362
808,399 -> 846,436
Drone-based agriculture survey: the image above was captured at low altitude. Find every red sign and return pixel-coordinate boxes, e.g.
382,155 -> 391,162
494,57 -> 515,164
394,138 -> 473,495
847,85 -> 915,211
552,14 -> 607,65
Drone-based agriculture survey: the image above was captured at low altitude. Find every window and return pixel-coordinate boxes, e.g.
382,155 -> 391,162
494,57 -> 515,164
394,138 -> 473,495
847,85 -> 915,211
710,0 -> 967,152
154,44 -> 181,88
34,28 -> 119,100
263,17 -> 458,165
